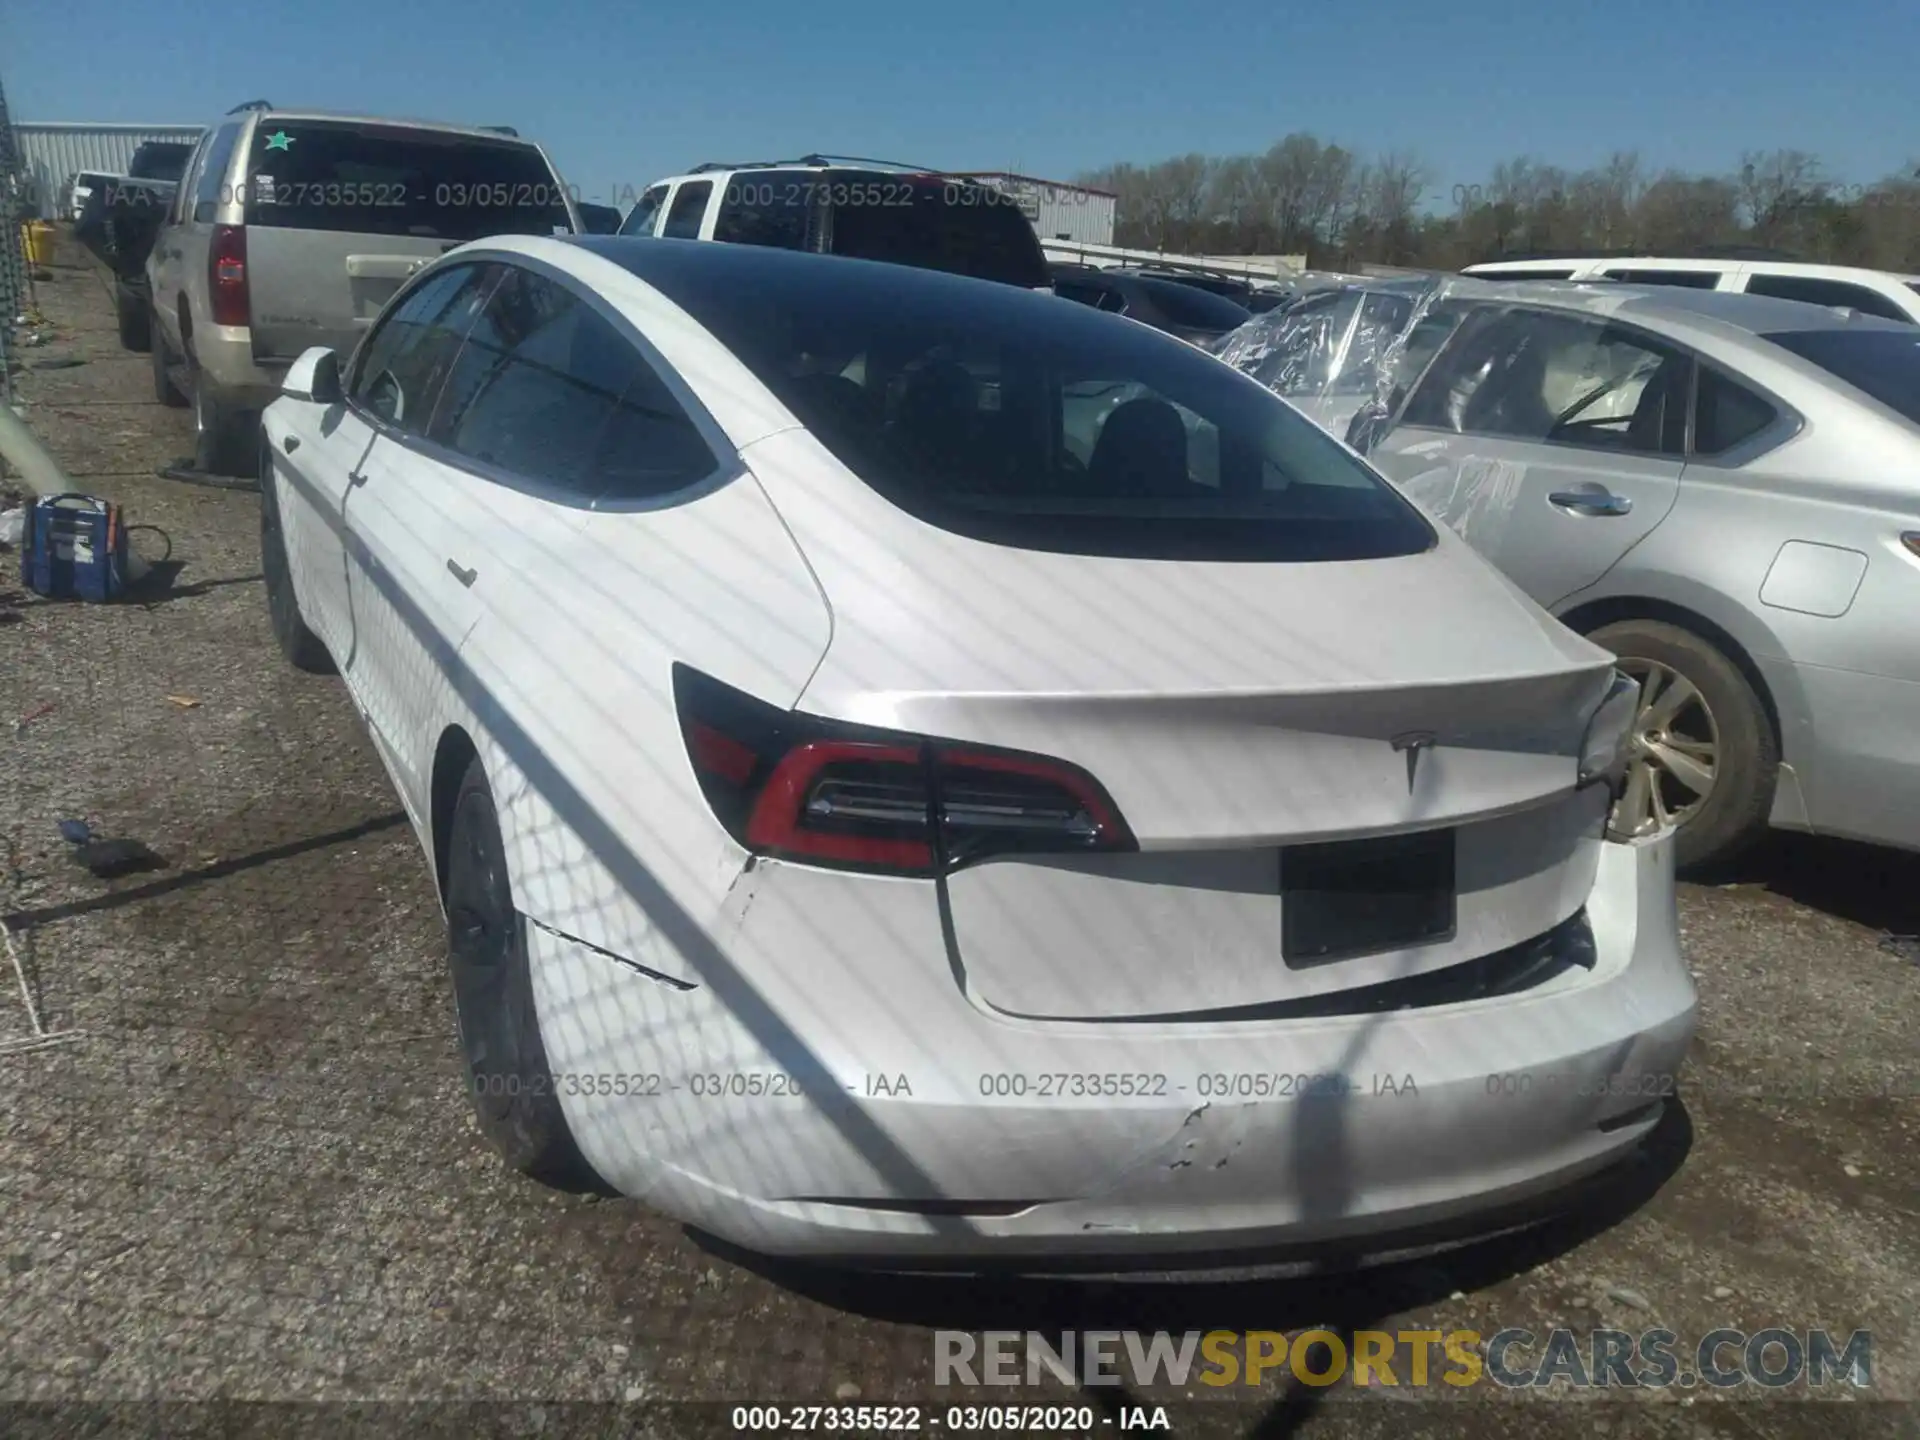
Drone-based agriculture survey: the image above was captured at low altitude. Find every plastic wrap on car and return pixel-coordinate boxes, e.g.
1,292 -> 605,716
1215,273 -> 1450,439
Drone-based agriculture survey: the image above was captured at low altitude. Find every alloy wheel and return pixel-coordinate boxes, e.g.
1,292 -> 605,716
1612,658 -> 1719,837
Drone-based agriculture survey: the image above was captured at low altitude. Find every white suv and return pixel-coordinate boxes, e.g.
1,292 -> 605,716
1461,254 -> 1920,325
616,156 -> 1051,289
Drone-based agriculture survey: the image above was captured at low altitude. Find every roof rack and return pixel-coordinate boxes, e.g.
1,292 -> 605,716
226,99 -> 274,114
1485,245 -> 1806,263
478,125 -> 519,137
686,154 -> 943,176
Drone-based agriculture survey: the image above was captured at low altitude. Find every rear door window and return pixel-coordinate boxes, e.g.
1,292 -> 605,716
241,121 -> 572,239
1402,308 -> 1688,455
661,182 -> 711,239
349,263 -> 497,431
712,170 -> 815,249
619,185 -> 669,237
825,175 -> 1050,288
1744,274 -> 1911,323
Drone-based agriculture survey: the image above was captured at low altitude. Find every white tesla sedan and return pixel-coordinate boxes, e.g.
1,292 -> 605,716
258,235 -> 1696,1266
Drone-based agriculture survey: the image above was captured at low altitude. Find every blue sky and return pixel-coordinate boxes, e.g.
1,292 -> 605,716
5,0 -> 1915,209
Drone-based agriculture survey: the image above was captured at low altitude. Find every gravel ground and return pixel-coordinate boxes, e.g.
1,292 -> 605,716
1,238 -> 1915,1439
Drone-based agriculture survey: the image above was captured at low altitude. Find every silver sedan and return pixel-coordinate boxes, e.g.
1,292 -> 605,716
1359,284 -> 1920,869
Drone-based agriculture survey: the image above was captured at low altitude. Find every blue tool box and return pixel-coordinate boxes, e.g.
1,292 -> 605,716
18,493 -> 128,602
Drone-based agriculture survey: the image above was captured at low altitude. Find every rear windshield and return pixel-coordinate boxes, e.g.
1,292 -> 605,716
1135,277 -> 1252,330
240,121 -> 571,240
602,242 -> 1435,562
1766,327 -> 1920,426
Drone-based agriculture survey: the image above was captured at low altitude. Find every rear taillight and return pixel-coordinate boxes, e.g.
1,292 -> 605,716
673,665 -> 1134,876
209,224 -> 249,327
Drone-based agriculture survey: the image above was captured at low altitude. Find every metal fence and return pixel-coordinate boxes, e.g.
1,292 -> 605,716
1,70 -> 28,410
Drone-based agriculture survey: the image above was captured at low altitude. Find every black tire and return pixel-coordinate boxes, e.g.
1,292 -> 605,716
116,284 -> 151,353
151,313 -> 188,407
191,364 -> 258,478
258,445 -> 334,674
1587,618 -> 1778,871
444,759 -> 603,1189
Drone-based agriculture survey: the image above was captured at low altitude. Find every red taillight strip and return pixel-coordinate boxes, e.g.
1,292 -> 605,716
745,739 -> 933,868
938,747 -> 1126,840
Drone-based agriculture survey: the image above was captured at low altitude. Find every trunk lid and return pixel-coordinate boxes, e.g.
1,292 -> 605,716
745,426 -> 1618,1019
747,427 -> 1614,846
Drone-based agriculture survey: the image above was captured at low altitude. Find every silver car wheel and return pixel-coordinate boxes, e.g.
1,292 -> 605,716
1612,659 -> 1719,837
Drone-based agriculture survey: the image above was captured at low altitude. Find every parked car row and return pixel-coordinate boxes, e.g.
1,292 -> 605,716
1463,251 -> 1920,325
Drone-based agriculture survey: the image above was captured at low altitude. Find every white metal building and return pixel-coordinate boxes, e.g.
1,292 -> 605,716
951,172 -> 1115,246
14,122 -> 205,218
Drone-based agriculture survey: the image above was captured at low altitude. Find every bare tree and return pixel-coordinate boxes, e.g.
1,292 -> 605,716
1082,136 -> 1917,271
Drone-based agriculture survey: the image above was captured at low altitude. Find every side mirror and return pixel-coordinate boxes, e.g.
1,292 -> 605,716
282,346 -> 342,405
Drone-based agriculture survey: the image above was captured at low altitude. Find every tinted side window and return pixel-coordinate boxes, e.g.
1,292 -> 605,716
1745,274 -> 1910,323
827,177 -> 1050,288
1055,281 -> 1122,312
1764,328 -> 1920,427
1403,309 -> 1686,455
619,184 -> 668,236
192,122 -> 243,223
170,135 -> 211,224
349,264 -> 495,431
712,171 -> 813,249
662,182 -> 711,240
1135,277 -> 1252,330
1693,368 -> 1778,455
1599,268 -> 1722,289
430,268 -> 714,498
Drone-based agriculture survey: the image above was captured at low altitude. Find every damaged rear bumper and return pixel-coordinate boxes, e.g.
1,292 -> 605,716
526,831 -> 1695,1264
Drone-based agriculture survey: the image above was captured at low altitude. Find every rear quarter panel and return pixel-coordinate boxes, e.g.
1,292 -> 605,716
455,470 -> 833,985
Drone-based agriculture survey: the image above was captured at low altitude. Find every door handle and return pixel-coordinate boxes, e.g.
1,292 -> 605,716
446,559 -> 476,588
1549,489 -> 1632,517
347,469 -> 367,488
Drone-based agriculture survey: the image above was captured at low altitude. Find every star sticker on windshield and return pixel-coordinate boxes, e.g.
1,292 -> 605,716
264,131 -> 294,151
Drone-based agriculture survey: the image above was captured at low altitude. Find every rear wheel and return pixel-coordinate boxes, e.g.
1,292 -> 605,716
258,441 -> 333,674
116,283 -> 151,352
1587,618 -> 1777,871
151,313 -> 187,407
190,360 -> 257,477
444,758 -> 603,1189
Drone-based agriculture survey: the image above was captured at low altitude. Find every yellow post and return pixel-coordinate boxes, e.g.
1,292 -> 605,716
21,221 -> 54,266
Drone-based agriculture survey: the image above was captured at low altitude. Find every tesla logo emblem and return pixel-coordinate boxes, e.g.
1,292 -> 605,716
1391,731 -> 1437,791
